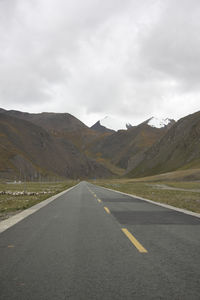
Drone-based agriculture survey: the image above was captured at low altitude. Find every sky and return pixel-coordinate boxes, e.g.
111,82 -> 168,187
0,0 -> 200,129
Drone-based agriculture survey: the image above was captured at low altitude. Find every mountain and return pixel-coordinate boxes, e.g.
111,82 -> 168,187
91,116 -> 133,132
3,107 -> 199,181
0,112 -> 112,180
0,109 -> 88,132
127,111 -> 200,177
147,117 -> 176,128
87,122 -> 169,169
0,108 -> 105,153
91,120 -> 115,134
141,117 -> 176,129
91,116 -> 175,133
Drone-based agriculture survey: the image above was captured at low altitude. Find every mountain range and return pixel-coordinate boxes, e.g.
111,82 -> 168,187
0,109 -> 111,180
0,107 -> 199,180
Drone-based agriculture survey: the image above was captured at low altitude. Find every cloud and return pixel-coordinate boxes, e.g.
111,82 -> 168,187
140,0 -> 200,90
0,0 -> 199,125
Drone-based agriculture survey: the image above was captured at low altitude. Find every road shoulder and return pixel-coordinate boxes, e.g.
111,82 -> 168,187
0,183 -> 79,234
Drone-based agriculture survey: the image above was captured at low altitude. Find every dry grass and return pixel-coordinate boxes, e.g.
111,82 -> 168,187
130,168 -> 200,182
0,180 -> 76,221
92,177 -> 200,213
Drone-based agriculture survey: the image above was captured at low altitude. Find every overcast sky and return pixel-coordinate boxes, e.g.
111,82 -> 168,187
0,0 -> 200,128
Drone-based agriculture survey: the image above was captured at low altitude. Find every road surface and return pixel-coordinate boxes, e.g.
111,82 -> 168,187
0,181 -> 200,299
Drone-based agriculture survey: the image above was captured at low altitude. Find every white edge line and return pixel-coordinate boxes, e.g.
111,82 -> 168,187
90,183 -> 200,219
0,183 -> 80,234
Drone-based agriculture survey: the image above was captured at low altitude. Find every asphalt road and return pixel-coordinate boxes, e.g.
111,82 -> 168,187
0,181 -> 200,300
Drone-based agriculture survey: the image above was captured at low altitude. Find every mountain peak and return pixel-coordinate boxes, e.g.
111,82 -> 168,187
97,116 -> 132,131
91,120 -> 115,134
147,117 -> 175,128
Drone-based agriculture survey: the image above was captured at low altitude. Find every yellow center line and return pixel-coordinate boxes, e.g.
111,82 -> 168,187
97,199 -> 102,203
121,228 -> 148,253
88,188 -> 100,201
104,206 -> 110,214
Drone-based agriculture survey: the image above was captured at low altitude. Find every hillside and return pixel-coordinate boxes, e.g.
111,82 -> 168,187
1,107 -> 199,181
87,123 -> 168,170
0,113 -> 112,180
0,109 -> 87,132
1,109 -> 174,175
0,108 -> 106,155
128,111 -> 200,177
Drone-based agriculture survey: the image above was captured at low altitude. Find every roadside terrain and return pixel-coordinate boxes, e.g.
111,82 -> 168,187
1,168 -> 199,223
92,169 -> 200,213
0,181 -> 76,221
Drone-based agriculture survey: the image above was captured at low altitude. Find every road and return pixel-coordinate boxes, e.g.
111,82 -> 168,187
0,181 -> 200,299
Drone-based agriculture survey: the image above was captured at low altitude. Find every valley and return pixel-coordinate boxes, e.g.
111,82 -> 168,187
1,108 -> 200,182
1,108 -> 200,218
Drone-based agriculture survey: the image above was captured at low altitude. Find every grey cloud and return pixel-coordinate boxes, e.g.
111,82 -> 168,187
139,0 -> 200,90
0,0 -> 131,105
0,0 -> 199,124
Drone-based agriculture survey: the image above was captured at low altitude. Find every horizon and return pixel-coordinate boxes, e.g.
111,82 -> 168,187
1,105 -> 198,130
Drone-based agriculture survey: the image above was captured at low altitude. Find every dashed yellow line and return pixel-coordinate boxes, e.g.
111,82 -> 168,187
88,186 -> 147,254
104,206 -> 110,214
88,188 -> 101,202
121,228 -> 148,253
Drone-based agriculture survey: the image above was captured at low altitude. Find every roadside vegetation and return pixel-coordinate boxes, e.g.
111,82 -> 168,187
92,176 -> 200,213
0,180 -> 76,221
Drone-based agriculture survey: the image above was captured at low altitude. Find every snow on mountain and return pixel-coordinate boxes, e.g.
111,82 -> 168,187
100,116 -> 132,131
147,117 -> 173,128
93,116 -> 175,131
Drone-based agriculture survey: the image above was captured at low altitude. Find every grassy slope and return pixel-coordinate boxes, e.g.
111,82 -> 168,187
92,169 -> 200,213
127,111 -> 200,178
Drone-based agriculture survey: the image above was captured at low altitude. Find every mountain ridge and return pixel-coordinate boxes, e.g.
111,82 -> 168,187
127,110 -> 200,177
87,122 -> 168,169
91,120 -> 115,134
0,112 -> 112,179
1,107 -> 199,180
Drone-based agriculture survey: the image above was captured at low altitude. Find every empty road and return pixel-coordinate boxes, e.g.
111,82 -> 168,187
0,181 -> 200,299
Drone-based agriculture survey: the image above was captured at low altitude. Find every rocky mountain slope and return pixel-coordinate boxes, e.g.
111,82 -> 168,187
91,120 -> 115,134
0,112 -> 112,180
0,108 -> 105,155
0,108 -> 87,132
127,111 -> 200,177
88,121 -> 172,170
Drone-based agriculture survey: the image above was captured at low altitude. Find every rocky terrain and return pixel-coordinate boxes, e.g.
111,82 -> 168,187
0,112 -> 112,180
